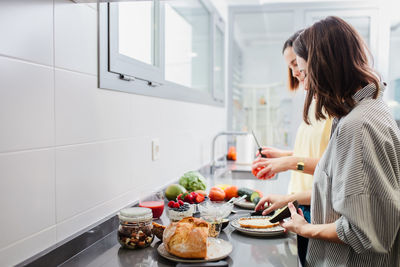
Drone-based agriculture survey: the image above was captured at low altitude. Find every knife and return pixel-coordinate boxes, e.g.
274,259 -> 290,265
251,130 -> 267,158
176,260 -> 228,267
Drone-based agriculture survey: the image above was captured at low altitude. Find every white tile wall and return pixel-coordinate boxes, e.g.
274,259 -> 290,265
0,0 -> 227,265
54,0 -> 97,75
130,94 -> 164,138
0,149 -> 56,249
55,136 -> 158,242
56,140 -> 135,222
0,0 -> 53,65
159,100 -> 196,132
56,190 -> 135,242
0,57 -> 54,153
0,226 -> 57,267
55,70 -> 131,145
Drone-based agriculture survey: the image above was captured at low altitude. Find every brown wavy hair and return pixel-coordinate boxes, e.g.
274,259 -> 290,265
293,16 -> 380,124
282,30 -> 303,91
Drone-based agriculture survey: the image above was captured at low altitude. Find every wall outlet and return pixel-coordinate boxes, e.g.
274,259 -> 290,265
152,139 -> 160,161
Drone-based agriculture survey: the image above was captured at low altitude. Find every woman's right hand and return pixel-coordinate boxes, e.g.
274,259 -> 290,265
255,194 -> 292,216
258,147 -> 292,158
252,157 -> 293,179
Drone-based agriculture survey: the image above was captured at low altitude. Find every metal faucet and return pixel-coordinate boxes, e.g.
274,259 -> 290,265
210,131 -> 249,175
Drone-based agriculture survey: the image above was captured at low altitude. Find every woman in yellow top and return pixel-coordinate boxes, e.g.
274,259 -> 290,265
252,30 -> 332,265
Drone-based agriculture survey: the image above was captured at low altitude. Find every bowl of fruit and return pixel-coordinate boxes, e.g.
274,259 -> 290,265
166,191 -> 206,222
166,200 -> 195,222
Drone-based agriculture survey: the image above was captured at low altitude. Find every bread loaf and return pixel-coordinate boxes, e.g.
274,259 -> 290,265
163,217 -> 209,259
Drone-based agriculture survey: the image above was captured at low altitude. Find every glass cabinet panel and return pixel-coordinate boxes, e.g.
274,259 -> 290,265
164,0 -> 211,92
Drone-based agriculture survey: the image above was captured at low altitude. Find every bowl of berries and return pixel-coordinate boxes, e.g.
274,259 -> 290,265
166,200 -> 195,222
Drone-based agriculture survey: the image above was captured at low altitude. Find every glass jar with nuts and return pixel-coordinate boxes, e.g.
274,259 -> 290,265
117,207 -> 154,249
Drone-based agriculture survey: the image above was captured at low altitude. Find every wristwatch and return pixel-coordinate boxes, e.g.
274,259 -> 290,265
297,161 -> 305,172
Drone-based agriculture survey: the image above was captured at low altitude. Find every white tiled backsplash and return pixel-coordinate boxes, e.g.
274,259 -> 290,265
0,0 -> 226,265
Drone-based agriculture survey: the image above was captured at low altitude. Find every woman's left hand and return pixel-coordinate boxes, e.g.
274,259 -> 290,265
280,202 -> 309,236
253,157 -> 291,179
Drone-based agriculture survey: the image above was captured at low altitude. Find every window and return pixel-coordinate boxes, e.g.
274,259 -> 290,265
108,1 -> 162,83
164,1 -> 210,92
118,2 -> 153,65
99,0 -> 224,106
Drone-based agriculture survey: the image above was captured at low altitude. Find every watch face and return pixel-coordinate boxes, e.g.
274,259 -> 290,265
297,163 -> 304,171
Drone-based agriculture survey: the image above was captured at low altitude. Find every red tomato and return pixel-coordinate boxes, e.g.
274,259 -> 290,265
252,167 -> 262,177
209,187 -> 226,201
253,166 -> 272,180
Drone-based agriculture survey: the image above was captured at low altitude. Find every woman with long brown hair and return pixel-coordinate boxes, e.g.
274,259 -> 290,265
280,16 -> 400,266
252,30 -> 332,265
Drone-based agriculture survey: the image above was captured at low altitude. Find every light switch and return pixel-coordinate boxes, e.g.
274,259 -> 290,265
152,139 -> 160,161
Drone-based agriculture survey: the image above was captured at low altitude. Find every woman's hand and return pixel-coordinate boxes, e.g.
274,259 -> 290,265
280,202 -> 309,235
258,147 -> 293,158
255,194 -> 293,215
279,203 -> 342,242
252,157 -> 291,179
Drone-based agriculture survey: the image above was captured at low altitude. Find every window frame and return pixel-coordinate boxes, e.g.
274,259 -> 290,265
99,0 -> 225,107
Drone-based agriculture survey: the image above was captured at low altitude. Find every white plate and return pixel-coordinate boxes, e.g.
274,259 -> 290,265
157,238 -> 232,263
233,199 -> 255,210
230,216 -> 285,237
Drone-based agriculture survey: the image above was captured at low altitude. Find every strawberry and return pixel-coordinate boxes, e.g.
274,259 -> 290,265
168,201 -> 175,208
177,194 -> 183,201
184,193 -> 190,203
188,194 -> 195,204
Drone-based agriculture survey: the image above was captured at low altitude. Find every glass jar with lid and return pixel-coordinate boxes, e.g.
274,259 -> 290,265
117,207 -> 154,249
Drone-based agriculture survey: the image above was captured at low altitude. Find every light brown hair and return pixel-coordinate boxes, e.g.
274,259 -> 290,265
282,30 -> 302,91
293,16 -> 380,124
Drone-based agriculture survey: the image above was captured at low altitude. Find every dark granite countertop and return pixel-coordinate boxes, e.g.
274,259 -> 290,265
59,168 -> 298,267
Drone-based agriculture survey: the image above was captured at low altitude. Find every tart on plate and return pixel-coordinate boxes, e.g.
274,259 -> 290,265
238,217 -> 280,229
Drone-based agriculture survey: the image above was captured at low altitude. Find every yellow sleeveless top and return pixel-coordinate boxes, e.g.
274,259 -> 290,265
288,100 -> 332,194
